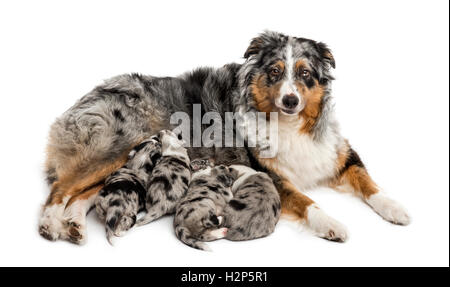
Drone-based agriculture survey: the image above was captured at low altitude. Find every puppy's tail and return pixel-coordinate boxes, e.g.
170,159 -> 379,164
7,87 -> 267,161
136,210 -> 160,227
106,228 -> 115,245
174,226 -> 211,252
105,208 -> 120,245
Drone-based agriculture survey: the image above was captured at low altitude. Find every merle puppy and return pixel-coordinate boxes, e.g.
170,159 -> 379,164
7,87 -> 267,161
136,129 -> 191,226
95,135 -> 161,244
173,165 -> 236,251
223,165 -> 281,241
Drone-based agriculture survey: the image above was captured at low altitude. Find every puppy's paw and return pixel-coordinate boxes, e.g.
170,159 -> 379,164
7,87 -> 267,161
209,227 -> 228,239
114,215 -> 136,237
366,193 -> 411,225
306,205 -> 348,242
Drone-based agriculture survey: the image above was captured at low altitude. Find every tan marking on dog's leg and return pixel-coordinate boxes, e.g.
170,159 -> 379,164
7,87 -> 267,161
279,180 -> 348,242
39,152 -> 128,243
63,184 -> 103,245
331,151 -> 410,225
39,177 -> 75,241
61,155 -> 128,200
280,180 -> 314,219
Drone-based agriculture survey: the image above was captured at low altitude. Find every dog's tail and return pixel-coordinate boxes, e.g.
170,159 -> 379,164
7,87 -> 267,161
174,225 -> 211,252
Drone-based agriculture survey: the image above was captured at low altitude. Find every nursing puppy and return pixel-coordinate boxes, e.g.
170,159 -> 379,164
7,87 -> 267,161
223,165 -> 280,241
95,135 -> 161,244
173,165 -> 235,251
136,130 -> 191,226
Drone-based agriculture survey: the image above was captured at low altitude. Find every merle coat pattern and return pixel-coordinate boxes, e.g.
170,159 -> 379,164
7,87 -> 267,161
40,31 -> 409,245
95,135 -> 161,243
136,130 -> 191,226
173,165 -> 236,251
224,165 -> 281,241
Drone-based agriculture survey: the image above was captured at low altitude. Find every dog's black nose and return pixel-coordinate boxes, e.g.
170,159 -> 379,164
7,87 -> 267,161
282,94 -> 299,109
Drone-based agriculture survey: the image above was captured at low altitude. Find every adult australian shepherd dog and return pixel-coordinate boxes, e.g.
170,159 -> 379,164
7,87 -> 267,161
39,31 -> 409,244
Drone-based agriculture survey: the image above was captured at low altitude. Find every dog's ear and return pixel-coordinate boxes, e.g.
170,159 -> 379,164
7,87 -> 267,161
244,37 -> 264,59
245,31 -> 286,59
316,42 -> 335,69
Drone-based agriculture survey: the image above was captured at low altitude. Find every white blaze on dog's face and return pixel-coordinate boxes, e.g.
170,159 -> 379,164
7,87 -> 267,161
243,32 -> 335,121
275,44 -> 305,116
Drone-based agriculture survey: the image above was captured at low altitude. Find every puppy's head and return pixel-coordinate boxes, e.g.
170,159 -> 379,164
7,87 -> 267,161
242,31 -> 335,117
126,135 -> 162,171
159,129 -> 185,151
190,158 -> 213,172
212,165 -> 237,190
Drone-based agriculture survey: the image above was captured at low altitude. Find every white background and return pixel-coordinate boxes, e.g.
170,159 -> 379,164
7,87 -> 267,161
0,0 -> 448,267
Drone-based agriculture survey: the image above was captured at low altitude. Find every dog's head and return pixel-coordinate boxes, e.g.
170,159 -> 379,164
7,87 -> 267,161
241,31 -> 335,118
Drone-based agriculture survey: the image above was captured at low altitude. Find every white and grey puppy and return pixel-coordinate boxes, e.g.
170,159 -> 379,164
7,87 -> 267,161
95,135 -> 162,244
173,164 -> 236,251
223,165 -> 281,241
136,130 -> 191,226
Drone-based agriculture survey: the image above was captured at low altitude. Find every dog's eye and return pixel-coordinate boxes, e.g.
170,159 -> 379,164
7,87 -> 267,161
270,67 -> 281,77
301,69 -> 310,78
177,133 -> 182,140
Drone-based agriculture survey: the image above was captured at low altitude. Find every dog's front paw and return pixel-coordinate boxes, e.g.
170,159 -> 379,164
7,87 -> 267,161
306,205 -> 348,242
366,193 -> 411,225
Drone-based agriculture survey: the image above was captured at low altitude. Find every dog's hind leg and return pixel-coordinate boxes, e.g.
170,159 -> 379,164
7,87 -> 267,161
38,74 -> 170,242
38,184 -> 70,241
39,153 -> 129,243
63,184 -> 103,245
39,164 -> 79,241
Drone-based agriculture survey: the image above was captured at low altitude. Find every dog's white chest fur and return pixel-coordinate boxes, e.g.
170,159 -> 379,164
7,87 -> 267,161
264,118 -> 341,190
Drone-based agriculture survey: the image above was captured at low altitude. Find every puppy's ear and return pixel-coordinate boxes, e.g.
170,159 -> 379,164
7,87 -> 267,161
228,167 -> 240,180
209,214 -> 220,227
316,42 -> 335,69
127,149 -> 137,160
150,134 -> 161,143
150,151 -> 161,165
244,37 -> 264,59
